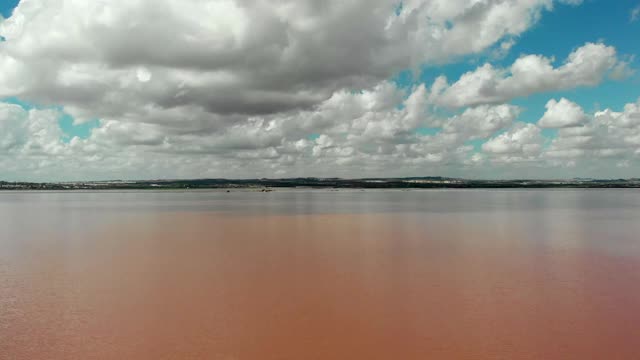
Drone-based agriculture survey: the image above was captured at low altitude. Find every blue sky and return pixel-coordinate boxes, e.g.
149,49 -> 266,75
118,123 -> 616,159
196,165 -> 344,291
400,0 -> 640,120
0,0 -> 19,18
1,0 -> 639,180
508,0 -> 639,117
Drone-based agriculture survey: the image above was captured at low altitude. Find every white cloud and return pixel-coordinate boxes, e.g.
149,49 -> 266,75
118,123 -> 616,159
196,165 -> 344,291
483,123 -> 543,161
631,5 -> 640,22
443,104 -> 521,139
0,103 -> 25,151
0,0 -> 563,119
3,95 -> 640,180
3,0 -> 639,180
0,0 -> 577,179
538,98 -> 587,128
0,103 -> 64,155
559,0 -> 583,5
544,97 -> 640,163
433,42 -> 625,108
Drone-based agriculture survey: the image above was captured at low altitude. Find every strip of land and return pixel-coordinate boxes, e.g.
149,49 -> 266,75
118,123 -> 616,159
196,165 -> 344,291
2,177 -> 640,190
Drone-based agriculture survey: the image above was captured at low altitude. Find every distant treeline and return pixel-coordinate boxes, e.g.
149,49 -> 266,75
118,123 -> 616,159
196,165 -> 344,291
2,177 -> 640,190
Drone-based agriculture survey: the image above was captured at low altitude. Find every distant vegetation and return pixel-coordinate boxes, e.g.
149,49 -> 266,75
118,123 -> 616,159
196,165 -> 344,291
2,177 -> 640,190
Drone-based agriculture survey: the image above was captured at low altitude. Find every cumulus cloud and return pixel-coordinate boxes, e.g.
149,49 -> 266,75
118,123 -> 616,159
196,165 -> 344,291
538,98 -> 587,128
1,0 -> 639,180
0,0 -> 564,119
0,84 -> 517,179
544,97 -> 640,163
0,103 -> 64,155
3,95 -> 640,180
432,42 -> 626,108
443,104 -> 521,139
482,123 -> 543,162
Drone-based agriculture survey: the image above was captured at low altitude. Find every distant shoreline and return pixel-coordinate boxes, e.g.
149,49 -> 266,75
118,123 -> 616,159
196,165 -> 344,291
2,178 -> 640,190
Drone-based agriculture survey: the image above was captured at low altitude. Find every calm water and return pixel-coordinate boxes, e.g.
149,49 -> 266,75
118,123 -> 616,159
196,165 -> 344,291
2,189 -> 640,359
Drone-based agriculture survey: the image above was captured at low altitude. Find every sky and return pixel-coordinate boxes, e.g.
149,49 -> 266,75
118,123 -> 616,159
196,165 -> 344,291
0,0 -> 639,181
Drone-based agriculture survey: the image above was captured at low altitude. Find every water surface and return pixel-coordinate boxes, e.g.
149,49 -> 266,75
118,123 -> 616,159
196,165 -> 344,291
2,190 -> 640,359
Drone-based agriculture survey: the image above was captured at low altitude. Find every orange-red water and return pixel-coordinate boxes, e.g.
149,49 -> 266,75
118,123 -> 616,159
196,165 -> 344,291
2,191 -> 640,359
